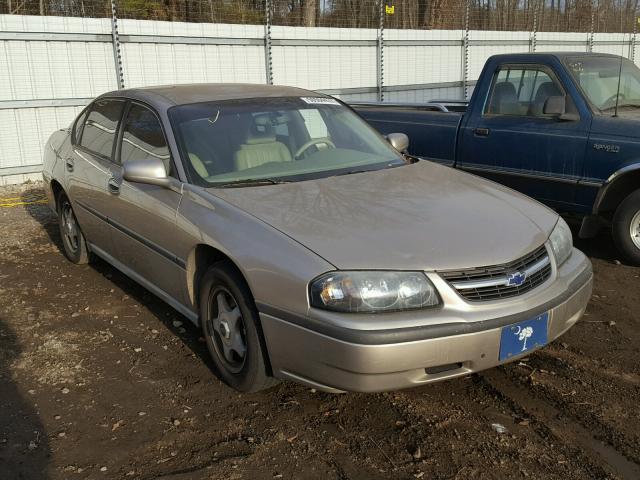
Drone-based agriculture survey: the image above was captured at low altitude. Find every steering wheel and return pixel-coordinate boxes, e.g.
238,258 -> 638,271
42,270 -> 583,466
294,137 -> 336,159
603,92 -> 626,109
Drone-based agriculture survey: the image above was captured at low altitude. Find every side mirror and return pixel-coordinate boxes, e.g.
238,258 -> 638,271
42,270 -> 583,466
543,96 -> 566,116
122,157 -> 170,187
544,96 -> 579,121
387,132 -> 410,153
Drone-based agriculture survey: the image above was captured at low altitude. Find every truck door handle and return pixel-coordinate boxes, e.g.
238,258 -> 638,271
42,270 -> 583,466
474,128 -> 490,137
107,178 -> 120,195
65,158 -> 74,172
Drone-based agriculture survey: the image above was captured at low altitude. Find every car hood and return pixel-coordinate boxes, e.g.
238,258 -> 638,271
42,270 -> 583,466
209,161 -> 558,271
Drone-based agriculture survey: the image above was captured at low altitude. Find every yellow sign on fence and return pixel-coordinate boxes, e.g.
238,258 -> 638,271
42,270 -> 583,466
386,5 -> 395,15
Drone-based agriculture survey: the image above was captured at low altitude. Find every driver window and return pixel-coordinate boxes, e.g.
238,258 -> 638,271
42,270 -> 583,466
485,67 -> 563,117
120,104 -> 172,176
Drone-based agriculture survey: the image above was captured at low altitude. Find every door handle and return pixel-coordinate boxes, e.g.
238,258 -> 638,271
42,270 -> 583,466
107,178 -> 120,195
65,158 -> 74,172
474,127 -> 490,137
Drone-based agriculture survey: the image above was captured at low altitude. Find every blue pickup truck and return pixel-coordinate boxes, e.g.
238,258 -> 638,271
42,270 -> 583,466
353,52 -> 640,265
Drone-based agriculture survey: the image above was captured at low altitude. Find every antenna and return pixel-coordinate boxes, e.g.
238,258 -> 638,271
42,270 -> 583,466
613,50 -> 624,117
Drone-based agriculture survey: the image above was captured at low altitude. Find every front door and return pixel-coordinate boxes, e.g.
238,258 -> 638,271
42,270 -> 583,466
104,102 -> 185,304
458,64 -> 590,210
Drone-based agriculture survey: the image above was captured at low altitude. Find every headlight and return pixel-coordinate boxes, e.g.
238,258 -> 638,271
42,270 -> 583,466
549,217 -> 573,266
309,271 -> 440,313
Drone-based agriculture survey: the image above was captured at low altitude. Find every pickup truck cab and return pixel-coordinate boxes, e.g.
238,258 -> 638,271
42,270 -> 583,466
354,52 -> 640,264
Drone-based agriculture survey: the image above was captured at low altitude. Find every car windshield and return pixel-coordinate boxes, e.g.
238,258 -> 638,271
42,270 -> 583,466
565,56 -> 640,116
169,96 -> 405,186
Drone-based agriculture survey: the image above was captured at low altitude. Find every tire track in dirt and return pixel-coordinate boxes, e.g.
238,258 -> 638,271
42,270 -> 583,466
506,348 -> 640,466
481,368 -> 640,480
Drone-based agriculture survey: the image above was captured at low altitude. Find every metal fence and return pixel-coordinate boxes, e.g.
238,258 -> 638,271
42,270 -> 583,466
0,0 -> 639,184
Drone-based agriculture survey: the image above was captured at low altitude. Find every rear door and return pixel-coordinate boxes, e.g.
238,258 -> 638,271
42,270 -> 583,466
105,101 -> 185,304
458,63 -> 590,209
67,98 -> 125,256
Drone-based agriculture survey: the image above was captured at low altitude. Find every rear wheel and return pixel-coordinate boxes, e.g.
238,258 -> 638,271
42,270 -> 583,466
57,193 -> 90,265
612,189 -> 640,266
199,261 -> 278,392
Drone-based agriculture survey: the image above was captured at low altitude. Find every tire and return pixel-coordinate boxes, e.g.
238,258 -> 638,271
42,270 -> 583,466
612,189 -> 640,266
57,192 -> 90,265
199,261 -> 278,392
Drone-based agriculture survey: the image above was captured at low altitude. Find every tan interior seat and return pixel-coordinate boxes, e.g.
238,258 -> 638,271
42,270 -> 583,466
189,153 -> 209,178
234,114 -> 292,171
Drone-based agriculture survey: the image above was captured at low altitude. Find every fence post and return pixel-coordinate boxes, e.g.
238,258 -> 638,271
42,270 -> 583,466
264,0 -> 273,85
377,1 -> 385,102
530,0 -> 538,53
631,15 -> 637,61
462,0 -> 470,100
588,8 -> 595,52
110,0 -> 125,89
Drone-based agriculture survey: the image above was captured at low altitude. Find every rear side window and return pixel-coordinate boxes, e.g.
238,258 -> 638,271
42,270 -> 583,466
120,103 -> 171,174
72,108 -> 89,144
80,99 -> 124,159
485,66 -> 564,117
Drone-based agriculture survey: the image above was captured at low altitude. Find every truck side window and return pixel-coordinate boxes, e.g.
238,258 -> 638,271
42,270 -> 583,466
485,67 -> 563,117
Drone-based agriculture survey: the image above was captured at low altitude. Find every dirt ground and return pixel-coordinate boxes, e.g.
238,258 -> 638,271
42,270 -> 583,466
0,183 -> 639,480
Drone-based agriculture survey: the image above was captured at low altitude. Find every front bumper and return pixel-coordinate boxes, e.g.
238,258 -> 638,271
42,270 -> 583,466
260,247 -> 593,393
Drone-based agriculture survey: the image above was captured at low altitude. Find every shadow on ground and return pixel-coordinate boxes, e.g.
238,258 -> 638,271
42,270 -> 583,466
0,317 -> 51,479
20,189 -> 217,382
565,216 -> 624,264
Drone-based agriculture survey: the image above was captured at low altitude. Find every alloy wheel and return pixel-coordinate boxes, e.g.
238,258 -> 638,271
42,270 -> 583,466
61,202 -> 80,253
631,209 -> 640,250
205,287 -> 247,373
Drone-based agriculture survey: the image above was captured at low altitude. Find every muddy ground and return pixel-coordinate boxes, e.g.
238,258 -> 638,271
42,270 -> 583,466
0,183 -> 639,480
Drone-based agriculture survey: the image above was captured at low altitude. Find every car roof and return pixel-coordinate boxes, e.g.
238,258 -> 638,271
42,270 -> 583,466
98,83 -> 326,112
489,51 -> 623,62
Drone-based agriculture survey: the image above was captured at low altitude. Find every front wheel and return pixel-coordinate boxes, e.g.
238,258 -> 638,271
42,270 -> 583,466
57,193 -> 90,265
199,261 -> 278,392
612,189 -> 640,266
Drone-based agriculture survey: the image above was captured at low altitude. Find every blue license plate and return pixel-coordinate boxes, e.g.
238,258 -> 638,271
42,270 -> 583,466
499,312 -> 549,361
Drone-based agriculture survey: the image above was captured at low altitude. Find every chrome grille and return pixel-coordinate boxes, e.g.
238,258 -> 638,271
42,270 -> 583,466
439,245 -> 552,301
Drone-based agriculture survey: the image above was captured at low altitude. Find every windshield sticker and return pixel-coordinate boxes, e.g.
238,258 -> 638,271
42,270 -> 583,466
301,97 -> 340,105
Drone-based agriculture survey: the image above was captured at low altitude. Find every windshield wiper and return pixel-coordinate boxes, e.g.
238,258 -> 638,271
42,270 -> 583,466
333,169 -> 372,177
332,162 -> 405,178
217,178 -> 291,188
601,103 -> 640,112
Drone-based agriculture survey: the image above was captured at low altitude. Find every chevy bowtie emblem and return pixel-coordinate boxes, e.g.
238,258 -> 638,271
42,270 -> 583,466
506,271 -> 527,287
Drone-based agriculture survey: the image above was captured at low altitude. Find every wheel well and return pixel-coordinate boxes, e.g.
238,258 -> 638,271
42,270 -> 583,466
186,244 -> 274,376
186,244 -> 248,315
50,180 -> 64,210
596,170 -> 640,219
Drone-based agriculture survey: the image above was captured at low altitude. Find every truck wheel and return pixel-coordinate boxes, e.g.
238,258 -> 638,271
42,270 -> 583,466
57,193 -> 91,265
612,189 -> 640,266
199,261 -> 279,392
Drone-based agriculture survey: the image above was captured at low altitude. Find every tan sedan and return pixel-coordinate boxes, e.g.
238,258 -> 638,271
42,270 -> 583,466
42,84 -> 592,392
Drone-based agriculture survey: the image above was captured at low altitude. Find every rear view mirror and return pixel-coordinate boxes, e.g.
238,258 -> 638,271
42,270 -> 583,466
123,157 -> 170,187
387,132 -> 410,152
544,96 -> 579,121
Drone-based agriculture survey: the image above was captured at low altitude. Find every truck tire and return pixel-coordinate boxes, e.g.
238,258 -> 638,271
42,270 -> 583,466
612,189 -> 640,266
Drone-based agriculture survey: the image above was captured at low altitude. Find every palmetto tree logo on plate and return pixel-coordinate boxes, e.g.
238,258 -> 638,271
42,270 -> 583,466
513,325 -> 534,351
